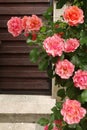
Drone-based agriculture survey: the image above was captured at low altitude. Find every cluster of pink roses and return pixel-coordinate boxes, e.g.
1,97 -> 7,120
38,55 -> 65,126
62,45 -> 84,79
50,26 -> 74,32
43,33 -> 87,90
43,34 -> 80,57
43,34 -> 80,80
7,15 -> 43,37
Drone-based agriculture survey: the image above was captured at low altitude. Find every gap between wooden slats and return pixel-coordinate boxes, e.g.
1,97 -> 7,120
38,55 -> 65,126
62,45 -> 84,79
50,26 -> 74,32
0,0 -> 49,3
0,90 -> 51,95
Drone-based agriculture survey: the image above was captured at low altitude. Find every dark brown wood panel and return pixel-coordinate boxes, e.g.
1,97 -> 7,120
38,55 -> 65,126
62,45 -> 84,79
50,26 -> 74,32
0,67 -> 48,78
0,57 -> 37,66
0,0 -> 49,3
0,33 -> 26,41
0,41 -> 38,54
0,20 -> 6,28
0,6 -> 49,15
0,0 -> 51,95
0,45 -> 31,54
0,78 -> 49,90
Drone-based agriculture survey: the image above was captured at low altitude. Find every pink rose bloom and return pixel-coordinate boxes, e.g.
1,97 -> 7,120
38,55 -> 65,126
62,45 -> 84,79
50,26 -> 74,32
63,6 -> 84,26
64,38 -> 80,53
7,17 -> 23,37
55,59 -> 75,79
22,16 -> 30,30
52,127 -> 59,130
44,125 -> 48,130
61,99 -> 86,124
43,34 -> 64,57
73,70 -> 87,90
26,15 -> 43,32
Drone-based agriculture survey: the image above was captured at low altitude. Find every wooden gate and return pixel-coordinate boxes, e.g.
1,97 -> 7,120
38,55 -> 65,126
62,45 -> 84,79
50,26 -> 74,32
0,0 -> 51,95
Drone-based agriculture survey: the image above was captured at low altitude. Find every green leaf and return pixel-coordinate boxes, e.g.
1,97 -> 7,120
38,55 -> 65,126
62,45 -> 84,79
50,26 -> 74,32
81,90 -> 87,102
26,35 -> 37,45
29,48 -> 39,63
76,125 -> 82,130
56,102 -> 62,109
57,89 -> 65,100
80,36 -> 87,45
69,124 -> 77,128
26,39 -> 33,45
48,123 -> 53,130
71,55 -> 80,67
37,118 -> 49,126
60,54 -> 65,60
51,56 -> 59,63
47,67 -> 54,78
43,6 -> 53,20
56,0 -> 68,9
40,26 -> 47,33
66,86 -> 81,99
55,27 -> 64,33
77,95 -> 85,104
38,59 -> 48,71
49,114 -> 55,123
51,106 -> 62,120
51,106 -> 58,113
63,125 -> 76,130
80,64 -> 87,70
80,118 -> 87,130
80,31 -> 87,45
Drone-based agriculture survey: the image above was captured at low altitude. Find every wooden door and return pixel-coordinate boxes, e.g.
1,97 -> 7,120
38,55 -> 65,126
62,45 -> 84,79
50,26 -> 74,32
0,0 -> 51,95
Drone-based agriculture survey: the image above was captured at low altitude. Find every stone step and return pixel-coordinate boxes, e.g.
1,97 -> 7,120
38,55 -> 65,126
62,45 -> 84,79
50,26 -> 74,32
0,95 -> 56,123
0,123 -> 44,130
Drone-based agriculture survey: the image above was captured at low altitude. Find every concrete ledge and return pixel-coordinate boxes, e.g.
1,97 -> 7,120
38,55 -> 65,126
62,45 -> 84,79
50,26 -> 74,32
0,95 -> 55,123
0,95 -> 55,114
0,123 -> 44,130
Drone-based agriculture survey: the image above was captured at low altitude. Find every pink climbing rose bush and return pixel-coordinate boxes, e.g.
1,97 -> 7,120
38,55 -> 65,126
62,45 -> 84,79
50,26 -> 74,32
7,0 -> 87,129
